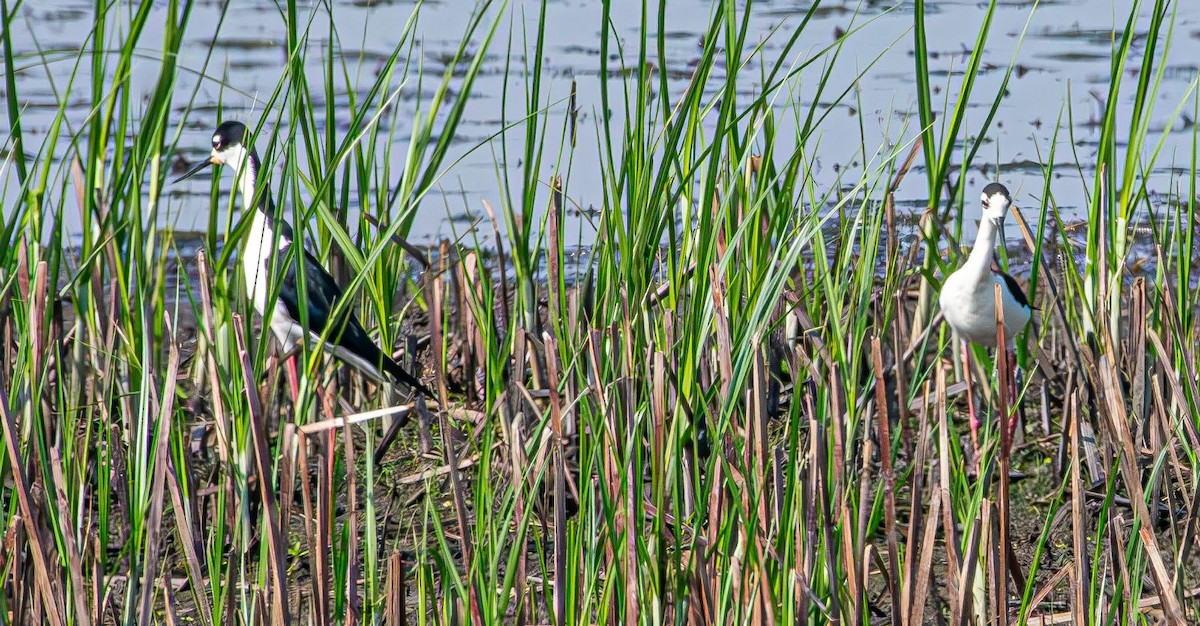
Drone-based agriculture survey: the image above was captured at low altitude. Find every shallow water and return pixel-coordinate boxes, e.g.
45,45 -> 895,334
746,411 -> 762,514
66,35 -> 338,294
5,0 -> 1198,249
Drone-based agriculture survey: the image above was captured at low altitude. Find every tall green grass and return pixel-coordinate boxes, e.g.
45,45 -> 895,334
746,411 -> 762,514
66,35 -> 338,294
1,0 -> 1199,624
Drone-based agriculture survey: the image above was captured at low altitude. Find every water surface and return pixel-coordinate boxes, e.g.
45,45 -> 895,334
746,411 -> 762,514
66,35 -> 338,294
6,0 -> 1197,248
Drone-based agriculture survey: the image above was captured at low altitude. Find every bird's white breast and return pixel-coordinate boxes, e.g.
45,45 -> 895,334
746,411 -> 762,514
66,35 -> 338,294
243,210 -> 302,349
939,269 -> 1031,347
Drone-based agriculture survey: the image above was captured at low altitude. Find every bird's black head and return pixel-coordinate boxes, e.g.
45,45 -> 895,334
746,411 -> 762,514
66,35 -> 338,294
980,182 -> 1012,222
174,120 -> 254,184
981,182 -> 1010,202
212,121 -> 248,151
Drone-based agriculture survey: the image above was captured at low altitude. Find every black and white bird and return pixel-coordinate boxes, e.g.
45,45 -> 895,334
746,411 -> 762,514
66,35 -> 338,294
175,120 -> 431,409
938,182 -> 1033,453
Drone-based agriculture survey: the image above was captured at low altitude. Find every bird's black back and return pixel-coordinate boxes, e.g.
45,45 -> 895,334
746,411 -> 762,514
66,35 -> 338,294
998,269 -> 1034,310
277,242 -> 431,396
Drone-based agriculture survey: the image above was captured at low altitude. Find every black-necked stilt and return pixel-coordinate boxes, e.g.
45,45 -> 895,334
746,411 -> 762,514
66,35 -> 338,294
176,121 -> 432,412
938,182 -> 1033,457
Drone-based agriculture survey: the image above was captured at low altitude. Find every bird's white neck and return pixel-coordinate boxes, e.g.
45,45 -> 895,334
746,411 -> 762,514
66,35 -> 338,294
232,157 -> 261,216
964,216 -> 1000,276
233,153 -> 285,304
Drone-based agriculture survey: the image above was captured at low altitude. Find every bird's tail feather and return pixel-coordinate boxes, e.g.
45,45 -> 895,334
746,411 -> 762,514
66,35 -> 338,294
379,353 -> 434,398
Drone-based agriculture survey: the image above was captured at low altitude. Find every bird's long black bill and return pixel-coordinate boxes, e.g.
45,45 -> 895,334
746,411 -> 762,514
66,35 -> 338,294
173,158 -> 214,184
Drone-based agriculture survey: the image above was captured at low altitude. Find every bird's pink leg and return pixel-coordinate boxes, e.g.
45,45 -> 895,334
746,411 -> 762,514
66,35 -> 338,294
286,354 -> 300,404
962,339 -> 981,467
1006,348 -> 1019,437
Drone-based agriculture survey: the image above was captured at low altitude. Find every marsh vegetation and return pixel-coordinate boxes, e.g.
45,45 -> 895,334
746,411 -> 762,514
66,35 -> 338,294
1,0 -> 1198,624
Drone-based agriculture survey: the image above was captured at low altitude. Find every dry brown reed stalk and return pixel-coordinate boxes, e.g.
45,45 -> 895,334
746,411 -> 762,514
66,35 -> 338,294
31,257 -> 90,625
296,426 -> 327,626
165,442 -> 213,626
197,252 -> 231,468
499,399 -> 530,621
277,419 -> 297,561
480,200 -> 513,332
993,284 -> 1013,624
910,508 -> 943,623
900,378 -> 930,619
1067,364 -> 1089,625
458,251 -> 486,401
933,364 -> 963,616
48,444 -> 91,626
542,330 -> 569,625
427,243 -> 479,625
870,335 -> 902,624
234,318 -> 289,626
0,383 -> 64,624
321,425 -> 336,622
752,338 -> 777,626
339,387 -> 364,621
622,307 -> 641,626
17,264 -> 45,621
386,551 -> 407,626
162,571 -> 181,626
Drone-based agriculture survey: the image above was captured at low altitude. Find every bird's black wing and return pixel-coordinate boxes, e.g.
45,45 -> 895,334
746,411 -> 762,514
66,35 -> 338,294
278,243 -> 431,396
997,269 -> 1036,310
